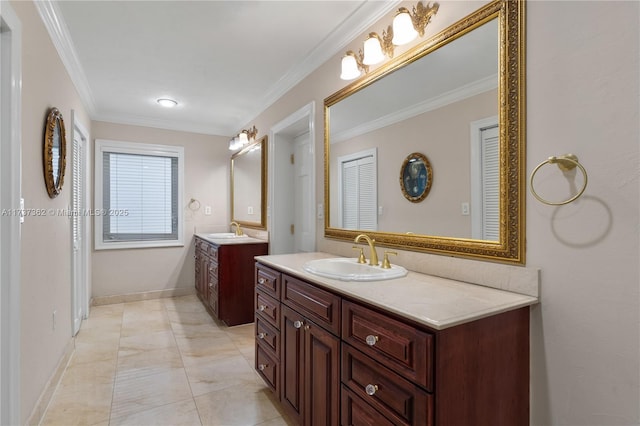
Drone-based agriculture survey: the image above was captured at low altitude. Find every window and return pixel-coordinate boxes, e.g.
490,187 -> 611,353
95,139 -> 184,250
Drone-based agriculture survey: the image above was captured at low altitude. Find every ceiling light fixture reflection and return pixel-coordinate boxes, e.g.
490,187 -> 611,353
157,98 -> 178,108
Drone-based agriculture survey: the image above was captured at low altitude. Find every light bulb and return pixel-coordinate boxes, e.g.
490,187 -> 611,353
392,9 -> 418,45
363,34 -> 385,65
340,54 -> 361,80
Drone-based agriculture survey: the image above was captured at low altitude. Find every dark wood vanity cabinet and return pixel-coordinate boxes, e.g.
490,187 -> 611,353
194,236 -> 267,326
254,261 -> 530,426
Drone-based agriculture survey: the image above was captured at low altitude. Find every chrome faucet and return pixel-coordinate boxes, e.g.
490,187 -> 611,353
354,234 -> 379,266
230,221 -> 243,236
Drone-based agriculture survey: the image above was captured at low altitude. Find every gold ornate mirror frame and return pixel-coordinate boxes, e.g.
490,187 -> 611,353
230,136 -> 267,230
324,0 -> 525,264
44,107 -> 67,198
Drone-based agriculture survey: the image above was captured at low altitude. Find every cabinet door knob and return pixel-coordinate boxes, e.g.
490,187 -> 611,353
365,335 -> 379,346
304,325 -> 310,331
208,283 -> 212,288
258,364 -> 268,371
258,277 -> 266,284
365,384 -> 378,396
258,332 -> 267,339
293,320 -> 304,329
259,304 -> 267,311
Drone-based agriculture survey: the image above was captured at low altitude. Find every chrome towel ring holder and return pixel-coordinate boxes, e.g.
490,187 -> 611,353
530,154 -> 588,206
188,198 -> 201,211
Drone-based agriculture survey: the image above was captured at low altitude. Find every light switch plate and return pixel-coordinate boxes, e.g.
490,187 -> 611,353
204,206 -> 212,215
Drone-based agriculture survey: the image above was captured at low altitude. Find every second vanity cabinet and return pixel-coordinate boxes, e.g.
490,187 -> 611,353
194,236 -> 267,326
254,260 -> 531,426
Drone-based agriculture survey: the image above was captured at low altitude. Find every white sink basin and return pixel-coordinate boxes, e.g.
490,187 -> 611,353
303,258 -> 408,282
206,233 -> 247,239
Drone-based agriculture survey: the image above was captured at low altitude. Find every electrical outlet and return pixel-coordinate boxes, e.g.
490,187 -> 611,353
317,204 -> 324,220
204,206 -> 212,215
248,206 -> 254,215
461,202 -> 470,216
52,310 -> 57,330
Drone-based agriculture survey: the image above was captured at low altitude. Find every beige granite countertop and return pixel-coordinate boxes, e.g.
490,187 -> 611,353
195,233 -> 267,246
255,252 -> 538,331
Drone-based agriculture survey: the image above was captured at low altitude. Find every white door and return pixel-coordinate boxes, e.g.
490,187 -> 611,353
71,126 -> 87,335
470,117 -> 500,240
293,132 -> 313,252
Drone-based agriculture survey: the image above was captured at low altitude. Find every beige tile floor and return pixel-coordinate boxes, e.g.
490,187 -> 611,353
40,296 -> 294,426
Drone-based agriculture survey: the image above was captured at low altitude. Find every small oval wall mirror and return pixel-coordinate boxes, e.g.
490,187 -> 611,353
44,107 -> 66,198
400,152 -> 432,203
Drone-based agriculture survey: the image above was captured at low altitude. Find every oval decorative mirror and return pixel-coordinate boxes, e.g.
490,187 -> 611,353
230,136 -> 267,229
44,107 -> 67,198
400,152 -> 432,203
324,0 -> 525,264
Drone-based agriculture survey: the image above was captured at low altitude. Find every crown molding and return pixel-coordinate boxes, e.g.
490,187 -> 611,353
92,112 -> 231,137
35,0 -> 97,115
331,74 -> 498,143
237,0 -> 401,130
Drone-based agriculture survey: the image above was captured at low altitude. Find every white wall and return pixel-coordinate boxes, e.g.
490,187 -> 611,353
91,121 -> 230,298
527,2 -> 639,424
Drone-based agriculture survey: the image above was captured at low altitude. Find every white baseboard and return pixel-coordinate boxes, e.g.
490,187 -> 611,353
91,287 -> 196,306
25,338 -> 75,426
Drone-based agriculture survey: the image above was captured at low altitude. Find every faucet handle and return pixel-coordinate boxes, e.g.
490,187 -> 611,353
381,251 -> 398,269
352,246 -> 366,264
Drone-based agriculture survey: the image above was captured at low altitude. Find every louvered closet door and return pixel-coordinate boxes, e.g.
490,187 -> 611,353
71,135 -> 85,335
341,155 -> 377,231
480,125 -> 499,240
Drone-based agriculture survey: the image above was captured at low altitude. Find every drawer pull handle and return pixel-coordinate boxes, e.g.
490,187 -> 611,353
259,304 -> 267,312
258,332 -> 267,339
365,335 -> 379,346
304,325 -> 310,331
258,277 -> 266,284
293,320 -> 304,329
258,364 -> 268,371
365,384 -> 379,396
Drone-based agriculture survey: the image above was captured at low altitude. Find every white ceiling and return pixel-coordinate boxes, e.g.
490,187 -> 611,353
40,1 -> 399,136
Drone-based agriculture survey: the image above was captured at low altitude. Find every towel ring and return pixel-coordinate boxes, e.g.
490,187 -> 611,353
188,198 -> 201,211
530,154 -> 588,206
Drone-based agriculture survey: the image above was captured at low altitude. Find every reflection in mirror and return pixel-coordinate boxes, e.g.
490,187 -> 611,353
44,107 -> 66,198
231,136 -> 267,229
330,19 -> 498,238
325,0 -> 525,263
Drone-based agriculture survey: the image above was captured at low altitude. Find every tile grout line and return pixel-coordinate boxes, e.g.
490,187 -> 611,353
108,304 -> 126,426
164,298 -> 205,426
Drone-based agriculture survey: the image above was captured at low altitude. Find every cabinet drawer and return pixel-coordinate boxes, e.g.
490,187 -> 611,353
342,301 -> 433,390
207,243 -> 218,261
342,344 -> 432,425
256,345 -> 279,396
282,274 -> 340,335
256,315 -> 280,359
341,385 -> 396,426
256,290 -> 280,330
256,264 -> 281,299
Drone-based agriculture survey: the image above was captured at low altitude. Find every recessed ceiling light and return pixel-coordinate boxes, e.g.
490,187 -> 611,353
157,98 -> 178,108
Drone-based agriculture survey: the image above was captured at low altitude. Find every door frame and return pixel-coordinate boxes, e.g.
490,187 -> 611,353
0,2 -> 22,424
70,111 -> 90,335
269,102 -> 316,254
470,115 -> 499,239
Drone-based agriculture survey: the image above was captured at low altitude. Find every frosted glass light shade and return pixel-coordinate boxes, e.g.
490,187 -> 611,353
340,54 -> 361,80
363,35 -> 385,65
238,132 -> 249,146
228,137 -> 239,151
392,11 -> 418,45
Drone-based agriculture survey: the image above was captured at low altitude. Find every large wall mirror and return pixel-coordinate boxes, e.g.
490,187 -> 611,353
231,136 -> 267,229
324,0 -> 525,264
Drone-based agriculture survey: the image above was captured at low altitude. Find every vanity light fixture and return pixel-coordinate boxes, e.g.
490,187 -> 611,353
340,1 -> 439,81
228,125 -> 258,151
157,98 -> 178,108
